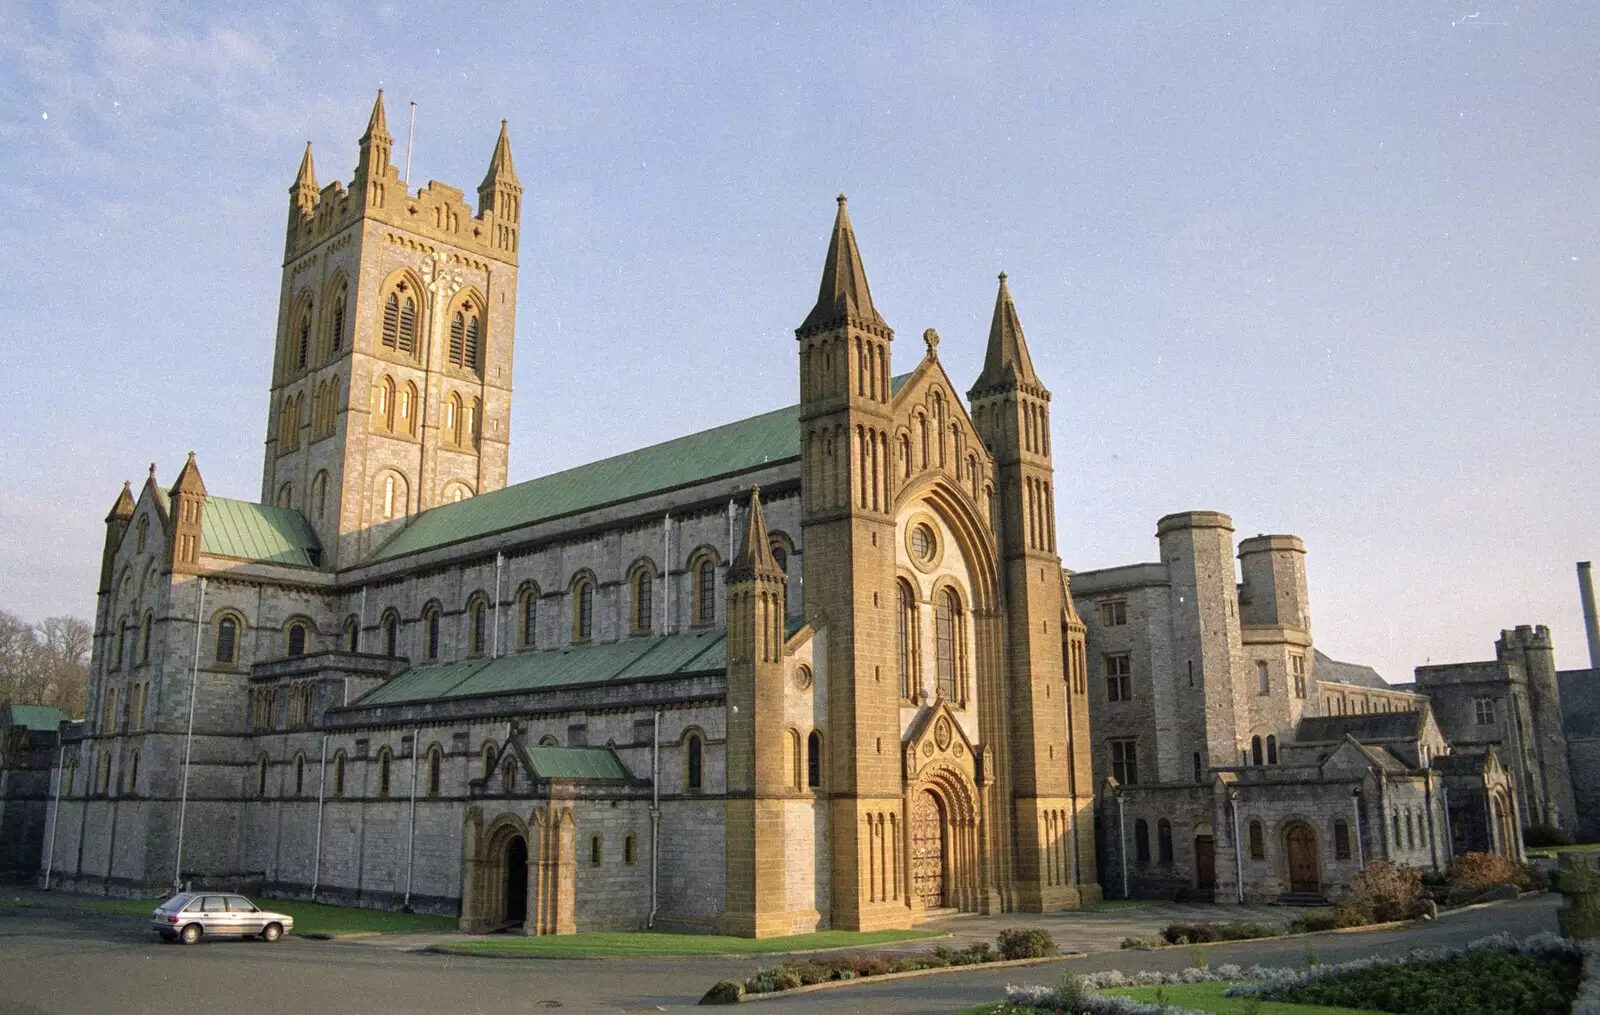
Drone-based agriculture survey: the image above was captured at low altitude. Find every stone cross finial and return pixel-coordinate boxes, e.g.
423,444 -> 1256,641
923,328 -> 940,360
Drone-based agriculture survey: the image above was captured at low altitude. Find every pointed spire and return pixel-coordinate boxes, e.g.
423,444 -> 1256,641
729,488 -> 780,580
169,451 -> 207,498
971,271 -> 1042,395
798,194 -> 887,335
105,481 -> 135,523
480,120 -> 519,190
292,141 -> 317,192
362,89 -> 391,143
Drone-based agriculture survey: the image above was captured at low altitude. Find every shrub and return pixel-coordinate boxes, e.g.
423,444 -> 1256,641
1346,860 -> 1427,922
1119,935 -> 1164,949
1525,824 -> 1577,848
1160,920 -> 1279,944
698,979 -> 744,1004
1450,852 -> 1517,893
1270,947 -> 1580,1015
997,927 -> 1058,960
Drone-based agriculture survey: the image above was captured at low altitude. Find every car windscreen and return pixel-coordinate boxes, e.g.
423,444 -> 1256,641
159,893 -> 194,912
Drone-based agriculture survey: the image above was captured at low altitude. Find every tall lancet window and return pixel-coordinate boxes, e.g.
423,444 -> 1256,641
935,588 -> 962,702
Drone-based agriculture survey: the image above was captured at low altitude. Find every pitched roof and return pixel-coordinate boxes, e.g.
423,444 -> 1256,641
201,497 -> 322,567
798,195 -> 886,335
1297,711 -> 1422,744
970,272 -> 1040,395
525,746 -> 632,781
1314,649 -> 1390,689
2,705 -> 67,732
349,628 -> 727,707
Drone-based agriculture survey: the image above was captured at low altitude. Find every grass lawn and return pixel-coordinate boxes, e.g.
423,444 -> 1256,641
0,897 -> 38,908
435,927 -> 944,958
81,898 -> 457,936
951,983 -> 1388,1015
1526,843 -> 1600,858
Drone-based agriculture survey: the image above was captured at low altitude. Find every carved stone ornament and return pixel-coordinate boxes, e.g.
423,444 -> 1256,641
923,328 -> 940,359
934,716 -> 953,751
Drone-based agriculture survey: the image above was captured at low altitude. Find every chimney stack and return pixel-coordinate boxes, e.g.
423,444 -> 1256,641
1580,561 -> 1600,670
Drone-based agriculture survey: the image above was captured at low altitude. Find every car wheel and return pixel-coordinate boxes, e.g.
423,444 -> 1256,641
262,923 -> 283,942
180,923 -> 203,945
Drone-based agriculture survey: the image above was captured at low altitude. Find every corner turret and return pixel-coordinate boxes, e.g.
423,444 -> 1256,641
98,481 -> 135,595
167,452 -> 207,573
354,89 -> 395,207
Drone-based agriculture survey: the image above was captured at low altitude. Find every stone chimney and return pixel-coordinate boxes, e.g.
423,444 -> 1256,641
1579,561 -> 1600,670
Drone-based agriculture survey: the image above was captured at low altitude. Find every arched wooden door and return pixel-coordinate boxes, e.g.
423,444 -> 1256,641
1194,835 -> 1216,890
911,789 -> 946,909
1285,823 -> 1320,893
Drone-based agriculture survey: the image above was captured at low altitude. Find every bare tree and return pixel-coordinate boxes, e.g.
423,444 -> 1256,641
0,609 -> 91,718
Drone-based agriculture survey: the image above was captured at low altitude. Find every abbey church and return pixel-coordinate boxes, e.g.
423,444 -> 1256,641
28,93 -> 1590,931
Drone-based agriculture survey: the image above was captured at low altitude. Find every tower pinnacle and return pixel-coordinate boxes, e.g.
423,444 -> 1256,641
362,89 -> 390,143
970,270 -> 1043,397
478,119 -> 522,221
729,487 -> 780,579
798,195 -> 887,336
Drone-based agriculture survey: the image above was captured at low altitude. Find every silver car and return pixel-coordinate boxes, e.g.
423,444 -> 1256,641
152,892 -> 294,944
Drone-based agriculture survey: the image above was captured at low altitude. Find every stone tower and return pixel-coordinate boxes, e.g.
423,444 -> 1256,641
967,273 -> 1084,910
261,91 -> 521,566
1496,625 -> 1578,830
1157,512 -> 1247,774
795,196 -> 907,931
722,488 -> 804,936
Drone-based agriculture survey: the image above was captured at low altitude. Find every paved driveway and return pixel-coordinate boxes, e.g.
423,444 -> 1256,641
0,890 -> 1559,1014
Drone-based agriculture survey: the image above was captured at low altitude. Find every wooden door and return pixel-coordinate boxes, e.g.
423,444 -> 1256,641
1194,835 -> 1215,889
1286,823 -> 1320,893
911,790 -> 946,909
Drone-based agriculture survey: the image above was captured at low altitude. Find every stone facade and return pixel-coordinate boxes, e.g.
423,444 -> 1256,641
29,97 -> 1100,936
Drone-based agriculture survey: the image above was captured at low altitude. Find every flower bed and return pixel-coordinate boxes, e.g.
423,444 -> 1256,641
699,928 -> 1058,1003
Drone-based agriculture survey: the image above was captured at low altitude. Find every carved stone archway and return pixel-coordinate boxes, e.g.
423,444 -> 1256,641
459,805 -> 576,935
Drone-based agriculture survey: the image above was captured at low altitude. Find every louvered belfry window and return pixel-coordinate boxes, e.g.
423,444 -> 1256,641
397,296 -> 416,353
382,293 -> 400,349
449,311 -> 466,366
464,314 -> 481,371
331,297 -> 346,354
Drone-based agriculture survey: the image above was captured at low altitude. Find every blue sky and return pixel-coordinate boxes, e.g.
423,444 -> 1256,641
2,2 -> 1596,681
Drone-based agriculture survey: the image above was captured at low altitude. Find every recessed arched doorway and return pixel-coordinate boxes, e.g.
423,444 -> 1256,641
911,789 -> 947,910
1285,822 -> 1320,893
504,834 -> 528,927
1194,834 -> 1216,891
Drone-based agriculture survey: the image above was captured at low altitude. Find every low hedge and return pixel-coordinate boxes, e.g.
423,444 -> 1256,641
699,930 -> 1055,1003
1157,920 -> 1279,945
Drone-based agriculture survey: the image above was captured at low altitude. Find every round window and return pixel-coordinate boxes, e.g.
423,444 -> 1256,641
910,524 -> 936,563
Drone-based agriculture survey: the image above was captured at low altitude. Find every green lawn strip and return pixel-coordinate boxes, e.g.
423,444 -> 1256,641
436,928 -> 943,958
81,898 -> 456,936
947,984 -> 1388,1015
1525,843 -> 1600,858
0,897 -> 38,908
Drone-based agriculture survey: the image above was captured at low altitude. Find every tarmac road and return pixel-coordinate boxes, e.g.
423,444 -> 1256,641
0,891 -> 1559,1015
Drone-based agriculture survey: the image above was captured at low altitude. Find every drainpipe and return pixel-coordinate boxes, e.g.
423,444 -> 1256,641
1115,791 -> 1128,900
173,576 -> 206,894
1440,786 -> 1455,864
358,587 -> 368,652
1351,788 -> 1366,869
311,735 -> 328,900
661,514 -> 672,635
1424,772 -> 1440,872
1228,790 -> 1244,904
404,727 -> 421,909
43,744 -> 64,890
492,552 -> 505,657
648,709 -> 661,928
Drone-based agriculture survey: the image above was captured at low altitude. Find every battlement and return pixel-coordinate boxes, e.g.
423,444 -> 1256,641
1499,624 -> 1554,651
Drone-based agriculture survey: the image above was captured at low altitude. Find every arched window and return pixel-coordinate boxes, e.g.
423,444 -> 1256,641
214,617 -> 240,664
1393,811 -> 1402,844
1158,818 -> 1174,865
1134,818 -> 1150,865
572,577 -> 594,641
1266,735 -> 1278,765
423,605 -> 441,660
126,749 -> 139,794
380,282 -> 417,354
1192,752 -> 1203,782
287,623 -> 308,658
136,515 -> 148,552
770,544 -> 787,575
519,585 -> 538,648
786,728 -> 803,790
693,555 -> 717,626
590,835 -> 603,866
138,613 -> 152,664
1251,735 -> 1264,766
426,745 -> 442,797
468,597 -> 488,656
466,398 -> 480,449
332,751 -> 346,797
294,753 -> 306,796
502,757 -> 516,794
382,612 -> 399,658
295,304 -> 312,370
344,616 -> 359,653
1248,819 -> 1265,860
624,834 -> 637,864
806,730 -> 822,789
632,566 -> 653,634
328,282 -> 347,356
382,474 -> 397,518
1334,818 -> 1351,860
538,735 -> 559,747
377,747 -> 393,798
257,755 -> 268,796
464,313 -> 482,372
373,376 -> 395,432
280,394 -> 301,451
480,741 -> 497,781
935,587 -> 962,702
1406,810 -> 1415,850
446,393 -> 463,446
449,310 -> 467,366
382,292 -> 400,348
399,382 -> 418,437
278,481 -> 294,509
897,579 -> 918,700
685,732 -> 703,790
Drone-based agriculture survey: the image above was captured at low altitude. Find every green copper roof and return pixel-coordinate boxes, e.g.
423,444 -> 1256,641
4,705 -> 67,731
370,374 -> 915,565
350,628 -> 727,707
526,746 -> 632,781
202,497 -> 322,567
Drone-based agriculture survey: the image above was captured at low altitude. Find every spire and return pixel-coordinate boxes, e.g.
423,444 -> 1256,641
292,141 -> 317,192
798,194 -> 887,335
729,488 -> 780,580
362,89 -> 390,143
971,271 -> 1041,395
169,451 -> 207,498
480,120 -> 518,190
105,481 -> 135,523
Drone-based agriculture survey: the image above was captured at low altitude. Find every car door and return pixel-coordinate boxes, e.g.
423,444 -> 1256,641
227,896 -> 263,935
199,894 -> 233,936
